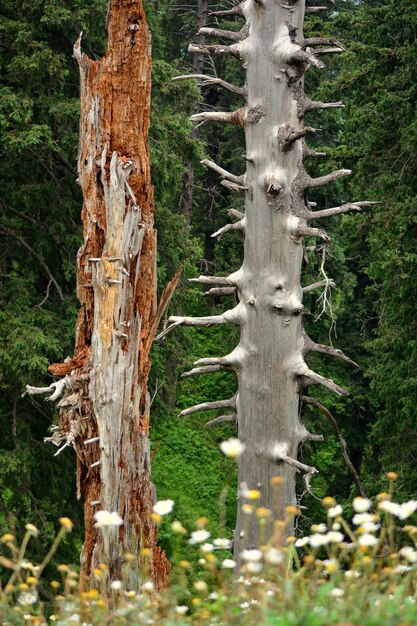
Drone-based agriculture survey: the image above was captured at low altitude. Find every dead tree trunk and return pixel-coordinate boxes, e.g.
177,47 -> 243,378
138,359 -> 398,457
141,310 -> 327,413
25,0 -> 171,588
167,0 -> 370,557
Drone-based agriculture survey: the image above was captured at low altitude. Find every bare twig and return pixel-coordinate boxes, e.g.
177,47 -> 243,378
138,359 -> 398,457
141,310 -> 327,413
302,396 -> 368,498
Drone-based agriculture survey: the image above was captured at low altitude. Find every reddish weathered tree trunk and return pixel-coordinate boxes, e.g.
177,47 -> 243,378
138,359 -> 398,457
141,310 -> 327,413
26,0 -> 171,589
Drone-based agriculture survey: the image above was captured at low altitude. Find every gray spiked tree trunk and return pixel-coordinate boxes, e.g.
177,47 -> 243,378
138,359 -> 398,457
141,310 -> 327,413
168,0 -> 371,558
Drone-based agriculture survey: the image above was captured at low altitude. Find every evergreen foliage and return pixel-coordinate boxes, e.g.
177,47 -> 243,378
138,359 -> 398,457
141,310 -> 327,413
0,0 -> 108,561
1,0 -> 417,581
323,0 -> 417,497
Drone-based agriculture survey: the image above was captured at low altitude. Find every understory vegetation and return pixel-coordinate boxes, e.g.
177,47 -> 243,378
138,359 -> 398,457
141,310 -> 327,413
1,0 -> 417,622
1,474 -> 417,625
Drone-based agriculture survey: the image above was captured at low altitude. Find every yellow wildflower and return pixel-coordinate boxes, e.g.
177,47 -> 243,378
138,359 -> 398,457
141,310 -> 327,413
58,517 -> 73,532
242,504 -> 254,515
57,564 -> 69,573
256,507 -> 272,518
286,505 -> 300,516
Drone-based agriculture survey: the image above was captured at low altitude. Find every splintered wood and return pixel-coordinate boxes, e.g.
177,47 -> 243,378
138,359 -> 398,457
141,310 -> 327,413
49,0 -> 168,588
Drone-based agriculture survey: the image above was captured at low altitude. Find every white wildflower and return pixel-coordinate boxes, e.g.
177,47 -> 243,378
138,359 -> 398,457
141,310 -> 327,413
352,513 -> 375,525
309,533 -> 330,548
175,606 -> 189,615
332,522 -> 341,531
326,531 -> 344,543
328,505 -> 343,518
219,438 -> 246,459
110,580 -> 123,591
213,538 -> 232,549
194,581 -> 208,592
379,499 -> 417,519
93,510 -> 123,528
379,500 -> 400,515
345,570 -> 361,579
153,499 -> 174,516
222,559 -> 236,569
189,529 -> 211,545
295,537 -> 309,548
394,564 -> 412,574
398,500 -> 417,520
171,520 -> 186,534
200,543 -> 213,553
25,524 -> 39,537
361,521 -> 380,533
330,587 -> 345,598
352,497 -> 372,513
240,549 -> 262,562
311,523 -> 327,534
358,534 -> 378,547
142,581 -> 155,592
246,562 -> 263,573
240,602 -> 250,609
264,547 -> 283,565
399,546 -> 417,563
18,592 -> 37,606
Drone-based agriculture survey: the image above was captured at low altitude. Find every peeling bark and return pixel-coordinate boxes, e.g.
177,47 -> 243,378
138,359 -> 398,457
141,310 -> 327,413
30,0 -> 170,589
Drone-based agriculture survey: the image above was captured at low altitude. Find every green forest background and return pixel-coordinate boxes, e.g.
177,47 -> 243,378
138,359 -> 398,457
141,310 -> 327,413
0,0 -> 416,568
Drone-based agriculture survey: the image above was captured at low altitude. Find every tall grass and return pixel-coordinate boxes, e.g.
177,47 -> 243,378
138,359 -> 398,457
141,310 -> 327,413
1,472 -> 417,625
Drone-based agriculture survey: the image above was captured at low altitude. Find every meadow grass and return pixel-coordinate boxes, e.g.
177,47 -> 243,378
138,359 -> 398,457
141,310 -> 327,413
1,472 -> 417,625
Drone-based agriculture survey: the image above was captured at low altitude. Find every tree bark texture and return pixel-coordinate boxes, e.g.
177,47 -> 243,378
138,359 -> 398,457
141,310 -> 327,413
233,0 -> 307,554
170,0 -> 360,560
45,0 -> 169,588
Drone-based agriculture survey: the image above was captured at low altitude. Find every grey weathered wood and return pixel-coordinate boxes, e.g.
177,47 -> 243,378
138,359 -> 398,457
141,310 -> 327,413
171,0 -> 367,560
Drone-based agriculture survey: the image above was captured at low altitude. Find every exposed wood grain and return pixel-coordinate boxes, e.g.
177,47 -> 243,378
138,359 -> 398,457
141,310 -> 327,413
46,0 -> 169,589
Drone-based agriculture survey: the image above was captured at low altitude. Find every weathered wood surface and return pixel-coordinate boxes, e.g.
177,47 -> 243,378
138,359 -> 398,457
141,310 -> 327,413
47,0 -> 170,588
168,0 -> 368,560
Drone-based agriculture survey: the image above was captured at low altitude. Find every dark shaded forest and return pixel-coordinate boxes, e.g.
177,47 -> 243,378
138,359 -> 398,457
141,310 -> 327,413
1,0 -> 416,568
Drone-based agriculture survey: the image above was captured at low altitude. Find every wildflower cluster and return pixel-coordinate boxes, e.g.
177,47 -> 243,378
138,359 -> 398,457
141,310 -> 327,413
1,471 -> 417,625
